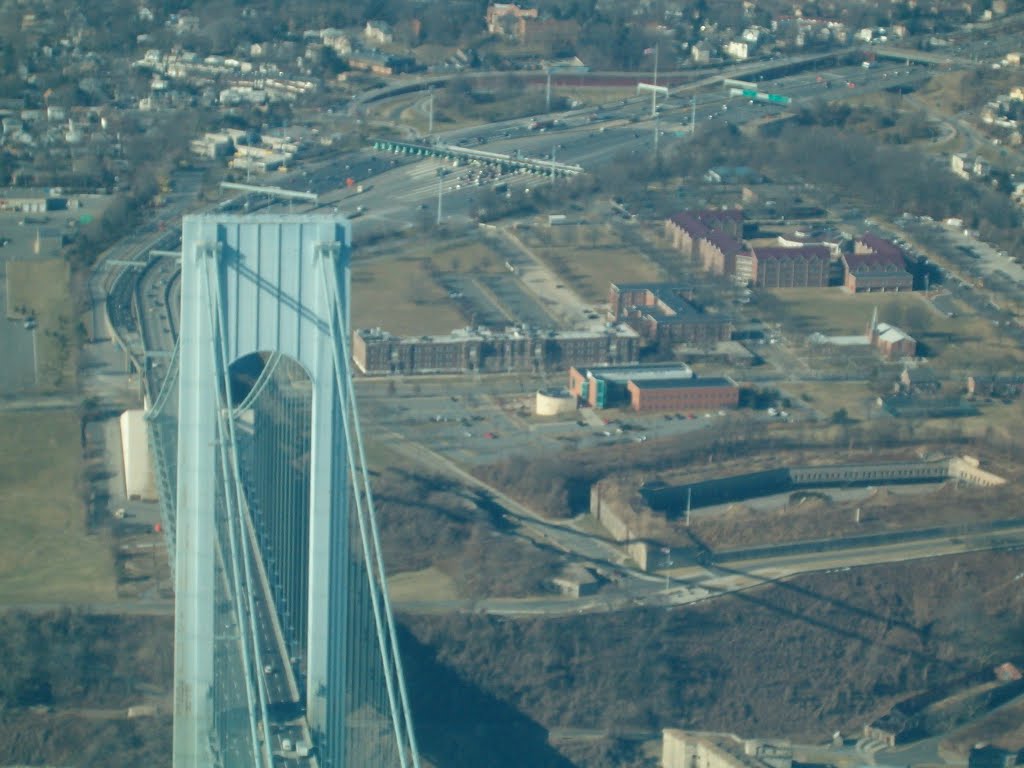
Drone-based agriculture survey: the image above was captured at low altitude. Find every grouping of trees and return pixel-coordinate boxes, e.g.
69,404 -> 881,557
792,100 -> 939,144
375,466 -> 561,597
406,547 -> 1020,736
0,610 -> 172,709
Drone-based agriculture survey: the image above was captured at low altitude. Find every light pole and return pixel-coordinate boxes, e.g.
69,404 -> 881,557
637,82 -> 668,119
662,547 -> 672,593
428,87 -> 434,134
436,168 -> 447,226
31,325 -> 38,386
546,69 -> 553,113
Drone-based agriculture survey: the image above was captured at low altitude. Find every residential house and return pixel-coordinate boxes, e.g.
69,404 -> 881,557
900,366 -> 942,394
486,3 -> 538,40
724,41 -> 749,60
364,20 -> 393,45
966,373 -> 1024,398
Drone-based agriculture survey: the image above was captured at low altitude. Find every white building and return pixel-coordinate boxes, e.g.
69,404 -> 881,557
724,41 -> 749,60
364,20 -> 393,45
321,28 -> 351,55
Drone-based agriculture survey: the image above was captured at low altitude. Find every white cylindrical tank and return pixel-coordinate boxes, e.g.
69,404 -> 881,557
535,388 -> 576,417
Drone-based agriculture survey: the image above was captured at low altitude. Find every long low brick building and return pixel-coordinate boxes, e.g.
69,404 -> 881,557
568,363 -> 738,412
352,325 -> 640,375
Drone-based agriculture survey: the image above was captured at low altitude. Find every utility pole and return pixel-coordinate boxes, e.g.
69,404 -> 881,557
653,114 -> 660,160
436,168 -> 446,226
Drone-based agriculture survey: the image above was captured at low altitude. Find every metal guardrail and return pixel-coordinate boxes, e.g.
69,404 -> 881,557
713,517 -> 1024,564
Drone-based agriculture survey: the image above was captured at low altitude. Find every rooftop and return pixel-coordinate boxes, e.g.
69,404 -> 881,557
857,232 -> 904,254
612,283 -> 731,327
844,251 -> 909,273
875,322 -> 914,343
630,375 -> 737,390
705,229 -> 744,256
577,363 -> 694,385
753,245 -> 831,261
357,324 -> 640,345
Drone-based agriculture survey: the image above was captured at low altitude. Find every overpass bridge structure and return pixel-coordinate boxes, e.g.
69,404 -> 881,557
135,214 -> 419,767
372,139 -> 584,177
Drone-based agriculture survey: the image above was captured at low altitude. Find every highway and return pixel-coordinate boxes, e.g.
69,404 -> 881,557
288,60 -> 932,234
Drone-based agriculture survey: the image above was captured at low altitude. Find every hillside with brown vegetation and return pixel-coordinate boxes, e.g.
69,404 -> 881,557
0,611 -> 172,766
404,550 -> 1024,750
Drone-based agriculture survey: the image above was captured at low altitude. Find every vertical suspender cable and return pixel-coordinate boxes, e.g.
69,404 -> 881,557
319,249 -> 421,767
317,253 -> 412,768
335,292 -> 423,768
198,253 -> 265,765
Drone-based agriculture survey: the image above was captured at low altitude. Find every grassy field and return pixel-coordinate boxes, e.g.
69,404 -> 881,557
352,259 -> 466,335
388,566 -> 459,602
756,288 -> 1024,369
778,381 -> 878,420
352,236 -> 505,335
0,410 -> 114,604
6,258 -> 77,391
524,224 -> 666,303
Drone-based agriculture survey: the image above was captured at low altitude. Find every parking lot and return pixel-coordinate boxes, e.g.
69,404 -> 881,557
356,375 -> 747,468
476,274 -> 557,328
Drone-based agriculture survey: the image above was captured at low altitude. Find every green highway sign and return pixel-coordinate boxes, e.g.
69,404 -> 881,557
741,89 -> 759,98
765,93 -> 791,105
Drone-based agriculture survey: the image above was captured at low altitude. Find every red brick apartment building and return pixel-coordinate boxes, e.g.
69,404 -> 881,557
700,230 -> 744,276
751,245 -> 831,288
843,235 -> 913,292
608,282 -> 733,345
664,209 -> 744,270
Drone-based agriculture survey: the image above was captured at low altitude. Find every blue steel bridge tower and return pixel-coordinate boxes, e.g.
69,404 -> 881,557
170,214 -> 418,767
